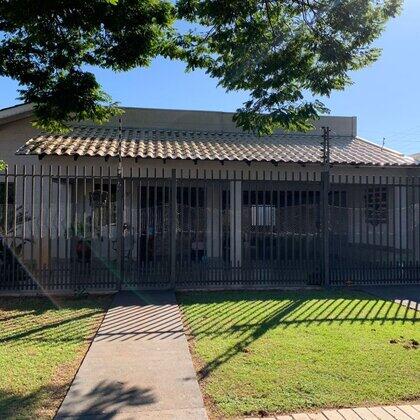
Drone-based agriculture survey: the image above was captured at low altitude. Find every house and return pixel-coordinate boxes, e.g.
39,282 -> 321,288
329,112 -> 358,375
0,104 -> 419,292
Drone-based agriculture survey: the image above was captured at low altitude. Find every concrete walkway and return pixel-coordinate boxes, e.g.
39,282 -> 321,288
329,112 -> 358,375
245,403 -> 420,420
357,285 -> 419,311
56,291 -> 207,419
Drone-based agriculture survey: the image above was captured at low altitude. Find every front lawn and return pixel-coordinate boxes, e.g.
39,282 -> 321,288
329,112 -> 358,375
178,290 -> 420,417
0,295 -> 111,419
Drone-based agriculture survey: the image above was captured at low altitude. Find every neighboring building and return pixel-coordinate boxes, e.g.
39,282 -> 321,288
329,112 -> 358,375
0,104 -> 419,292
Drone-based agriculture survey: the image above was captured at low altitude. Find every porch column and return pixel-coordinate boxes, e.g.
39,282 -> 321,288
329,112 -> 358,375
230,181 -> 242,267
206,186 -> 221,259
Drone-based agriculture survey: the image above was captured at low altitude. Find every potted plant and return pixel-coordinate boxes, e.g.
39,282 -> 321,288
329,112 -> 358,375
69,221 -> 92,264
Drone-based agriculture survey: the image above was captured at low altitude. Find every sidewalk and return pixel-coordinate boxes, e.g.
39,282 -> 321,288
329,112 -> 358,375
245,404 -> 420,420
56,291 -> 207,419
357,285 -> 419,312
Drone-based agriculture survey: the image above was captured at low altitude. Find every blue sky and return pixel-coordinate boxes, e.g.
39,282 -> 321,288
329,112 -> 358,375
1,0 -> 419,155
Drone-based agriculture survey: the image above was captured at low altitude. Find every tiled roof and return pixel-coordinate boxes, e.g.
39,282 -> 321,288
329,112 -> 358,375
16,126 -> 416,166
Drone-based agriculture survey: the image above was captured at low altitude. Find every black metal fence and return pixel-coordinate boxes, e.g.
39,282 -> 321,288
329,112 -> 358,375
0,165 -> 419,292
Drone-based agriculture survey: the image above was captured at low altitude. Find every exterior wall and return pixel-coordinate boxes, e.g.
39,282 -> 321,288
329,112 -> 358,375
77,107 -> 357,137
0,116 -> 40,168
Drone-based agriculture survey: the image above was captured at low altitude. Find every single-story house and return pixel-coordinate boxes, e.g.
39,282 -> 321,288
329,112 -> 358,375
0,104 -> 419,291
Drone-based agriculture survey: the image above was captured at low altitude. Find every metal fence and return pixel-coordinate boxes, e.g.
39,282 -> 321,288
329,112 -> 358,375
0,165 -> 419,292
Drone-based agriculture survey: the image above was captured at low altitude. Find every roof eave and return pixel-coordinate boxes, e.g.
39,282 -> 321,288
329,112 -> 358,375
15,151 -> 420,168
0,103 -> 34,127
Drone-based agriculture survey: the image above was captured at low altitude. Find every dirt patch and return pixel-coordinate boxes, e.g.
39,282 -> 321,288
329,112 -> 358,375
389,337 -> 419,350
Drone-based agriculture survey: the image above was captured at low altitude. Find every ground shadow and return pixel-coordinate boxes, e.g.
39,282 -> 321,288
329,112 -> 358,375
56,380 -> 156,419
0,383 -> 68,419
94,291 -> 185,342
0,296 -> 110,346
178,288 -> 419,379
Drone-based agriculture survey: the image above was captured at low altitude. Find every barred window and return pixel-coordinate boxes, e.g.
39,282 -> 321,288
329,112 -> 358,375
365,187 -> 388,225
251,205 -> 276,227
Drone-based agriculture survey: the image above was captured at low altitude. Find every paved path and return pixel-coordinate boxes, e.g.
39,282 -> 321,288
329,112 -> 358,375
245,404 -> 420,420
56,291 -> 207,419
357,285 -> 419,311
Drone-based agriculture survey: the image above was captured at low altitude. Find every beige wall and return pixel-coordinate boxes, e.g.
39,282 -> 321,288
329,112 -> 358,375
0,116 -> 40,168
91,107 -> 357,137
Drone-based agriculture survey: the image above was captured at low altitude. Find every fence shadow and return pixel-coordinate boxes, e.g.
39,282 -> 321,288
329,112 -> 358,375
92,290 -> 186,342
0,296 -> 109,345
178,289 -> 419,379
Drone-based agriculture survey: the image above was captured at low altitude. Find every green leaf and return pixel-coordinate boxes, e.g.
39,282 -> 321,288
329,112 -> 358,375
176,0 -> 402,133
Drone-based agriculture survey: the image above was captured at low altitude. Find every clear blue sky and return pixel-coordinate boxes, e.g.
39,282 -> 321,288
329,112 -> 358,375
1,0 -> 419,155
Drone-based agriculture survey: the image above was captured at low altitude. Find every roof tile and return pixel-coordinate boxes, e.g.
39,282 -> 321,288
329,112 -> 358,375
15,126 -> 416,166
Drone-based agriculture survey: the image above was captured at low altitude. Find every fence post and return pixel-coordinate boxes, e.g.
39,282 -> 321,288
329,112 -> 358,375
321,127 -> 331,286
321,171 -> 330,286
116,117 -> 125,291
116,167 -> 124,291
170,169 -> 177,288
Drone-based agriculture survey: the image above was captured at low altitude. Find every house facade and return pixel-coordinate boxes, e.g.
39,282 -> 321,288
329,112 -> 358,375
0,104 -> 419,292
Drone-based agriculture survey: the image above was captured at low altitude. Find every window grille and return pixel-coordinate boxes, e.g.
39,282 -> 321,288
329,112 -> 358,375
365,187 -> 388,225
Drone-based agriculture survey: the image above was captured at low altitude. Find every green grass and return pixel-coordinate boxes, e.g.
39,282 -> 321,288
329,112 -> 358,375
178,290 -> 420,417
0,295 -> 111,419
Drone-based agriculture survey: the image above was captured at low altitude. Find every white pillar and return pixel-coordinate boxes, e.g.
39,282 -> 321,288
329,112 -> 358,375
394,186 -> 407,249
206,186 -> 221,259
230,181 -> 242,266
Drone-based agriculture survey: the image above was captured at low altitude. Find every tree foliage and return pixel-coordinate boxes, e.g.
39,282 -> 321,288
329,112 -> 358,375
0,0 -> 176,132
0,0 -> 402,134
177,0 -> 402,134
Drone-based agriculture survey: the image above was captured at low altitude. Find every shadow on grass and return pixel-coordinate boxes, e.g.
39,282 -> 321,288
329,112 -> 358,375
178,289 -> 419,379
0,380 -> 156,420
0,383 -> 68,419
0,296 -> 110,345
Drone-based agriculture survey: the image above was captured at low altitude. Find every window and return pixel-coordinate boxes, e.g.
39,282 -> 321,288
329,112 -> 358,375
251,205 -> 276,226
365,187 -> 388,225
92,183 -> 117,226
0,182 -> 15,232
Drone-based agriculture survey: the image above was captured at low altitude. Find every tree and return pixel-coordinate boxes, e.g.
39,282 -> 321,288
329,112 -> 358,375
0,0 -> 402,135
0,0 -> 176,132
177,0 -> 402,134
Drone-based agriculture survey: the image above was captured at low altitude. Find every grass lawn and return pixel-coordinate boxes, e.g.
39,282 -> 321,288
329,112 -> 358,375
178,289 -> 420,418
0,294 -> 111,419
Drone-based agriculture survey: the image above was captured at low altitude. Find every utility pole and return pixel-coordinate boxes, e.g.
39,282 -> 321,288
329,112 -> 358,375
116,117 -> 124,290
321,126 -> 331,286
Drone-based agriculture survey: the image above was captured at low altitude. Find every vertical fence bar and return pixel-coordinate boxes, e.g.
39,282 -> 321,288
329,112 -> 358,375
12,165 -> 17,289
22,165 -> 27,289
65,166 -> 70,289
170,168 -> 177,288
321,170 -> 330,286
30,165 -> 35,286
57,166 -> 61,288
116,166 -> 124,290
39,166 -> 44,287
47,165 -> 52,289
